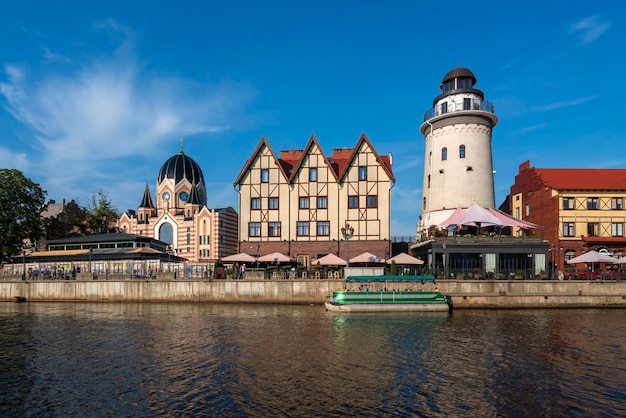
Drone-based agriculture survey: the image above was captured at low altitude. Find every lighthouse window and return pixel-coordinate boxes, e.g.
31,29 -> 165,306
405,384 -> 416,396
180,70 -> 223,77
463,98 -> 471,110
459,145 -> 466,159
441,147 -> 448,161
458,78 -> 471,89
440,102 -> 448,114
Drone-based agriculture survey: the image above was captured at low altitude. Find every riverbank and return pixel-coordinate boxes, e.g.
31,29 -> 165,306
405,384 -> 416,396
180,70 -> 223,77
2,278 -> 626,308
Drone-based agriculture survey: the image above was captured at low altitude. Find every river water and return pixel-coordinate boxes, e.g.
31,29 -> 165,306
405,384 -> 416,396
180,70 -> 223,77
0,303 -> 624,417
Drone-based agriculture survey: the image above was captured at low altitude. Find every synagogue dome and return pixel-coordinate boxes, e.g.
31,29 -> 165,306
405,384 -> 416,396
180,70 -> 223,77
157,149 -> 205,185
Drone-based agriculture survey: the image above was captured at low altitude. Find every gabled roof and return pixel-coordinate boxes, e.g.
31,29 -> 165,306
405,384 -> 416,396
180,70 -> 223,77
286,134 -> 339,182
233,134 -> 395,187
233,136 -> 290,186
335,133 -> 395,182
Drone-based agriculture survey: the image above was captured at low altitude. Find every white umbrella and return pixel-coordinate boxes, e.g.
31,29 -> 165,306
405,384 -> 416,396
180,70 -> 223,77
566,251 -> 619,264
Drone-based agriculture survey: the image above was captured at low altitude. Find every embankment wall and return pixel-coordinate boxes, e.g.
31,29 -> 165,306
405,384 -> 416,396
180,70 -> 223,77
1,279 -> 626,308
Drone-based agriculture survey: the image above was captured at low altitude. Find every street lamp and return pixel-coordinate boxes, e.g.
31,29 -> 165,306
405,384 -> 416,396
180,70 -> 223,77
341,223 -> 354,267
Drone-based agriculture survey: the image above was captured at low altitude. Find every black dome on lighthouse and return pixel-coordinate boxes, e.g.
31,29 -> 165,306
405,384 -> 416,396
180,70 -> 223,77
441,67 -> 476,85
157,149 -> 205,185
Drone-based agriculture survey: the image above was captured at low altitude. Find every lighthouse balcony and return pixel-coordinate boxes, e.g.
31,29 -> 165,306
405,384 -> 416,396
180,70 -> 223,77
423,99 -> 494,122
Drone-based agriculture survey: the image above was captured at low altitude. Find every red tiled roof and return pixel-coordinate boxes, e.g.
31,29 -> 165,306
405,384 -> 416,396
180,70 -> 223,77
536,168 -> 626,190
234,134 -> 395,186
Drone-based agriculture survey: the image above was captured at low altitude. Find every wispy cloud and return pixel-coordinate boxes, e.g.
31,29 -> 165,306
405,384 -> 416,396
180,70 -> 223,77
531,96 -> 596,112
0,146 -> 30,172
570,15 -> 612,46
517,123 -> 547,134
0,19 -> 256,208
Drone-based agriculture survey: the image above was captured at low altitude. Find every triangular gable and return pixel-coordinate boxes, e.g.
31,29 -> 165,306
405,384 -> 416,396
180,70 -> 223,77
286,134 -> 339,183
233,136 -> 291,186
337,133 -> 395,182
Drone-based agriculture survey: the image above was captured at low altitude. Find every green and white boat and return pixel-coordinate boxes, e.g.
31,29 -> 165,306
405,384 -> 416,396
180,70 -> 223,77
325,275 -> 452,313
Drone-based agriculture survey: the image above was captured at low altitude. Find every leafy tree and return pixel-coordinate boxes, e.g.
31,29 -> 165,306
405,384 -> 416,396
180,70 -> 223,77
42,214 -> 67,241
0,169 -> 47,261
73,191 -> 120,235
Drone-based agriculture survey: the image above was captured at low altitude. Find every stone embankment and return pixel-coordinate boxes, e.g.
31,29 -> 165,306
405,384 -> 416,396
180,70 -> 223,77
1,277 -> 626,308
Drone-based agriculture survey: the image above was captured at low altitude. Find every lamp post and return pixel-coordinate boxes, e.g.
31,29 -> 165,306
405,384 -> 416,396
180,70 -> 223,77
341,223 -> 354,267
22,249 -> 26,280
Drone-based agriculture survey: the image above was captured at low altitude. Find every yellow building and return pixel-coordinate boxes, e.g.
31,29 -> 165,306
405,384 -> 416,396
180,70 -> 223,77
510,160 -> 626,271
233,134 -> 395,267
118,145 -> 238,262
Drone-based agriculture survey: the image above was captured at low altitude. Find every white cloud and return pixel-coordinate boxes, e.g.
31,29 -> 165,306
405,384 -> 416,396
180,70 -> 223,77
0,146 -> 30,171
532,96 -> 596,112
517,123 -> 547,134
0,20 -> 256,211
570,15 -> 611,46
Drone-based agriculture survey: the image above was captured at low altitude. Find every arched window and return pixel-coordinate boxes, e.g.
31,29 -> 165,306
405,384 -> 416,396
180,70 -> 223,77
459,145 -> 466,159
441,147 -> 447,161
159,223 -> 173,244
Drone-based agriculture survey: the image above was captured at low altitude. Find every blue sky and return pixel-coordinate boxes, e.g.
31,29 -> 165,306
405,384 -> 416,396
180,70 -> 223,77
0,1 -> 624,237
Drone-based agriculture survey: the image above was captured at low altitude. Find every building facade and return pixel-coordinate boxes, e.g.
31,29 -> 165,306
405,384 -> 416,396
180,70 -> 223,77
118,145 -> 238,263
418,67 -> 498,237
233,134 -> 395,267
510,160 -> 626,270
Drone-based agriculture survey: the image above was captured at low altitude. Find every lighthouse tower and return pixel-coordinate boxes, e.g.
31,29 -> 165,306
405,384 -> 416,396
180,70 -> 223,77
417,67 -> 498,237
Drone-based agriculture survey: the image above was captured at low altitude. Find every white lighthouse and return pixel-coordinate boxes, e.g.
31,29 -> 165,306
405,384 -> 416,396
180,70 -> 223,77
417,67 -> 498,237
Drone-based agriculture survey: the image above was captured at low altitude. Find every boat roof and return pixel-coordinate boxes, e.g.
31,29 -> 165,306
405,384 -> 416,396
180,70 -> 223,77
347,275 -> 436,282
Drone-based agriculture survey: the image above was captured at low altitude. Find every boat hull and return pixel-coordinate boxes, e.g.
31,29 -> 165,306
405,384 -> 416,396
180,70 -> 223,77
325,291 -> 451,313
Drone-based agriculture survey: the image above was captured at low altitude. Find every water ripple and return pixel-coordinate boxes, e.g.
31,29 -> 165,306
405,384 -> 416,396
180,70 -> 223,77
0,304 -> 625,417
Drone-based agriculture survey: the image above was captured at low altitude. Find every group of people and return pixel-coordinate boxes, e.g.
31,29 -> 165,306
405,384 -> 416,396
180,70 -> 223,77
27,265 -> 78,280
233,263 -> 246,279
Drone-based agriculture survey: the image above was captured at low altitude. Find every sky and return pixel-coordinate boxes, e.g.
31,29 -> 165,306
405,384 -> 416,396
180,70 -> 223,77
1,1 -> 624,238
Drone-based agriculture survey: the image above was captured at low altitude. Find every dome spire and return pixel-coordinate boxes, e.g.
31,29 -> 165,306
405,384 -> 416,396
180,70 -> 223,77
179,137 -> 184,154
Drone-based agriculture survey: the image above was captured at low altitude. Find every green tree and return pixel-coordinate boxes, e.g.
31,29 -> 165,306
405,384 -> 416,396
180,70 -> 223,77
0,169 -> 47,261
74,191 -> 120,235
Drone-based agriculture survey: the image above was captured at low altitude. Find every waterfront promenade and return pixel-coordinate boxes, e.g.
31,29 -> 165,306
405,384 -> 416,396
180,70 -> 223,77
1,276 -> 626,308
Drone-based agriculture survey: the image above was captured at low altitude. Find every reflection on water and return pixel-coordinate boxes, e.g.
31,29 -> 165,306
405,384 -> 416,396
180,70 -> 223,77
0,303 -> 625,417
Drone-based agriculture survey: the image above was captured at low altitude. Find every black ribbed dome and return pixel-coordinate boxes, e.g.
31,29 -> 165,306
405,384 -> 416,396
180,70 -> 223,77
157,151 -> 205,185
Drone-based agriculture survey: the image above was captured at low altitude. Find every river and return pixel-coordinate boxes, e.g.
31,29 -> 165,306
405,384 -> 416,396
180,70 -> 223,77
0,303 -> 624,417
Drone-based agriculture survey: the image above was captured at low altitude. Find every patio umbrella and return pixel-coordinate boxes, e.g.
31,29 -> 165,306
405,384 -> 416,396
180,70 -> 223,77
566,251 -> 619,264
221,252 -> 256,263
350,252 -> 385,264
386,252 -> 424,265
257,252 -> 293,263
313,253 -> 346,266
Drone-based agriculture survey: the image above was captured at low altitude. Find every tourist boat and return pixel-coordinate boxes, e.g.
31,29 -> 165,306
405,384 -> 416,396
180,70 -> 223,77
325,275 -> 452,313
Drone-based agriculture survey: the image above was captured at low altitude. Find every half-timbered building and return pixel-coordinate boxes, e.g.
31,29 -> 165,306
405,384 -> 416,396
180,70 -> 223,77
234,134 -> 395,268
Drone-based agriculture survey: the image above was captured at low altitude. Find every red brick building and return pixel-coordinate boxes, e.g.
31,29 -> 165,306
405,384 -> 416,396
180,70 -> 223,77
510,160 -> 626,271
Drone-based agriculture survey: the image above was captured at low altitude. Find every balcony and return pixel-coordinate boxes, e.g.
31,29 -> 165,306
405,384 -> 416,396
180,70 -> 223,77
423,99 -> 495,122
